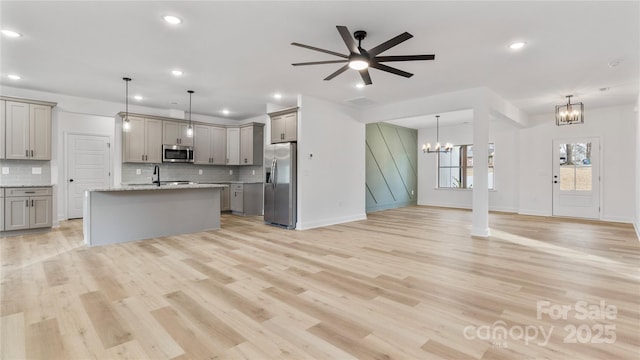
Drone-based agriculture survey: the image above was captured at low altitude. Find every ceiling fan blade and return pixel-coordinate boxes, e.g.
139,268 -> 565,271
324,64 -> 350,81
375,54 -> 435,62
368,32 -> 413,56
370,63 -> 413,78
359,69 -> 372,85
291,42 -> 348,58
336,26 -> 359,54
292,60 -> 348,66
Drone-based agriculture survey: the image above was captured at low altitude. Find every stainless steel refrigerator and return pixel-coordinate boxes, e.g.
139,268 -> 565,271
264,142 -> 296,229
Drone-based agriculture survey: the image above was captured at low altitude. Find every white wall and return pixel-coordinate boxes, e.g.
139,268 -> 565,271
635,94 -> 640,238
297,95 -> 366,229
519,104 -> 636,222
56,112 -> 115,221
417,119 -> 519,212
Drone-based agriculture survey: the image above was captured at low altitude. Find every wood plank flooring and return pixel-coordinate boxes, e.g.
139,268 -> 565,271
1,206 -> 639,359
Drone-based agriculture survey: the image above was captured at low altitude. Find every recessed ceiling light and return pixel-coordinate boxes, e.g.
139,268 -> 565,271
163,15 -> 182,25
222,109 -> 230,115
356,83 -> 365,89
509,41 -> 527,50
1,29 -> 21,38
273,93 -> 282,99
134,95 -> 143,100
171,69 -> 183,76
8,74 -> 21,80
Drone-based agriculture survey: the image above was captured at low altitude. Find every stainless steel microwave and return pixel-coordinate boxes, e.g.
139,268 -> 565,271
162,144 -> 194,163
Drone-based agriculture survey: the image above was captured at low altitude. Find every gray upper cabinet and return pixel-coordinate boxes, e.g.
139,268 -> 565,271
240,124 -> 264,165
193,124 -> 213,164
226,127 -> 240,165
211,126 -> 227,165
123,116 -> 162,163
194,125 -> 226,165
163,120 -> 194,146
269,109 -> 297,143
5,100 -> 52,160
0,101 -> 5,159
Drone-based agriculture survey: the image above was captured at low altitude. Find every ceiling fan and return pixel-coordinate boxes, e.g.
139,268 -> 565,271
291,26 -> 435,85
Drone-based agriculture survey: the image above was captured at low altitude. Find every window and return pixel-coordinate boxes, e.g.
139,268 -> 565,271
558,143 -> 592,191
438,143 -> 495,189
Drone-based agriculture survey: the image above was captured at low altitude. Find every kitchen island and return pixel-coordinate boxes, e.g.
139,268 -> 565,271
83,183 -> 226,246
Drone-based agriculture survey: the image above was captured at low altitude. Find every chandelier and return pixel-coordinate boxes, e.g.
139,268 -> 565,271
422,115 -> 452,153
555,95 -> 584,126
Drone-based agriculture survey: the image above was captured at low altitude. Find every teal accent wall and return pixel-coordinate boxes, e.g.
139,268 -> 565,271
366,123 -> 418,212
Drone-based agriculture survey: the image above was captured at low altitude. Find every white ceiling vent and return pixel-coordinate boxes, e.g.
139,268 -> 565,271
345,97 -> 377,106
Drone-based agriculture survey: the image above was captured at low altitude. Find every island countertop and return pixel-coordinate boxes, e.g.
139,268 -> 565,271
90,183 -> 228,192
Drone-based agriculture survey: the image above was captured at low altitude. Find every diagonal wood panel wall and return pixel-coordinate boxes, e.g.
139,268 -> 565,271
365,123 -> 417,212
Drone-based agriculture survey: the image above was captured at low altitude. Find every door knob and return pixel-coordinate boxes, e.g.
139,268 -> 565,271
69,179 -> 74,182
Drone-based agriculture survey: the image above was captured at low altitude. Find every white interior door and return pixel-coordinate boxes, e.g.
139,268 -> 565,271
67,134 -> 110,219
552,138 -> 600,219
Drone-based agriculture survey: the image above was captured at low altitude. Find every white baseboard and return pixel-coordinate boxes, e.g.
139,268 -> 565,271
298,213 -> 367,230
417,201 -> 471,210
600,215 -> 634,224
417,201 -> 518,214
634,221 -> 640,241
518,209 -> 552,217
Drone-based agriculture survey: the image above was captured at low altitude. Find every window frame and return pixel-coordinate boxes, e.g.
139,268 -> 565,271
436,143 -> 495,190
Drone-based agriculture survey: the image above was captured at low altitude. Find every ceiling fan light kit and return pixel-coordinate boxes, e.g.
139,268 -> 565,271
292,26 -> 435,85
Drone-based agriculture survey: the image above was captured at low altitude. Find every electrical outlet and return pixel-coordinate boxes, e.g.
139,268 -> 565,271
136,169 -> 141,175
2,167 -> 9,175
32,167 -> 42,174
199,169 -> 203,175
411,190 -> 415,195
252,169 -> 255,175
229,169 -> 233,175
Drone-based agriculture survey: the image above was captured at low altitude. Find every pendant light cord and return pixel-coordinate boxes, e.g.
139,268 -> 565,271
123,77 -> 131,123
187,90 -> 194,127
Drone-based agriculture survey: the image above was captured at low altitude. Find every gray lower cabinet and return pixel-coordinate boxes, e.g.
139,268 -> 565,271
4,187 -> 52,231
221,185 -> 231,211
0,189 -> 4,230
230,183 -> 262,216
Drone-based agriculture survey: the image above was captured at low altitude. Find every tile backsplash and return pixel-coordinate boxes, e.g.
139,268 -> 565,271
0,160 -> 52,185
121,163 -> 263,184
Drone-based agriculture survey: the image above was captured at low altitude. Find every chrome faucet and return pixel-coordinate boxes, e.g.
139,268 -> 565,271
152,164 -> 161,186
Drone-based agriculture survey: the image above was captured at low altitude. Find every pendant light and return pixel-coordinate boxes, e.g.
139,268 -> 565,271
422,115 -> 452,153
122,77 -> 132,131
186,90 -> 194,137
555,95 -> 584,126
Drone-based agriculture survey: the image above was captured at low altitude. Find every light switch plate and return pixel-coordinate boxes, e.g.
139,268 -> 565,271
252,169 -> 255,175
199,169 -> 203,175
229,169 -> 233,175
1,167 -> 8,175
32,167 -> 42,174
136,169 -> 141,175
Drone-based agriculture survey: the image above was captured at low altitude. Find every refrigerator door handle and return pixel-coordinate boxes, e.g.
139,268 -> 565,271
272,159 -> 277,188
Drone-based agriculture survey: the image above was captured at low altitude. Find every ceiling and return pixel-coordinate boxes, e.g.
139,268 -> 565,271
1,1 -> 638,121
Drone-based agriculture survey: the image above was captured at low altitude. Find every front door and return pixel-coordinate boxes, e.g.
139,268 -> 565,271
67,134 -> 110,219
552,138 -> 600,219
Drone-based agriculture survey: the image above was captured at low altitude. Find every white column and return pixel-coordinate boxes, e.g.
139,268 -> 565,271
471,103 -> 490,237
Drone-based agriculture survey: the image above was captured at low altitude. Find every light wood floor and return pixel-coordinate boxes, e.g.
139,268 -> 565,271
1,206 -> 639,359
